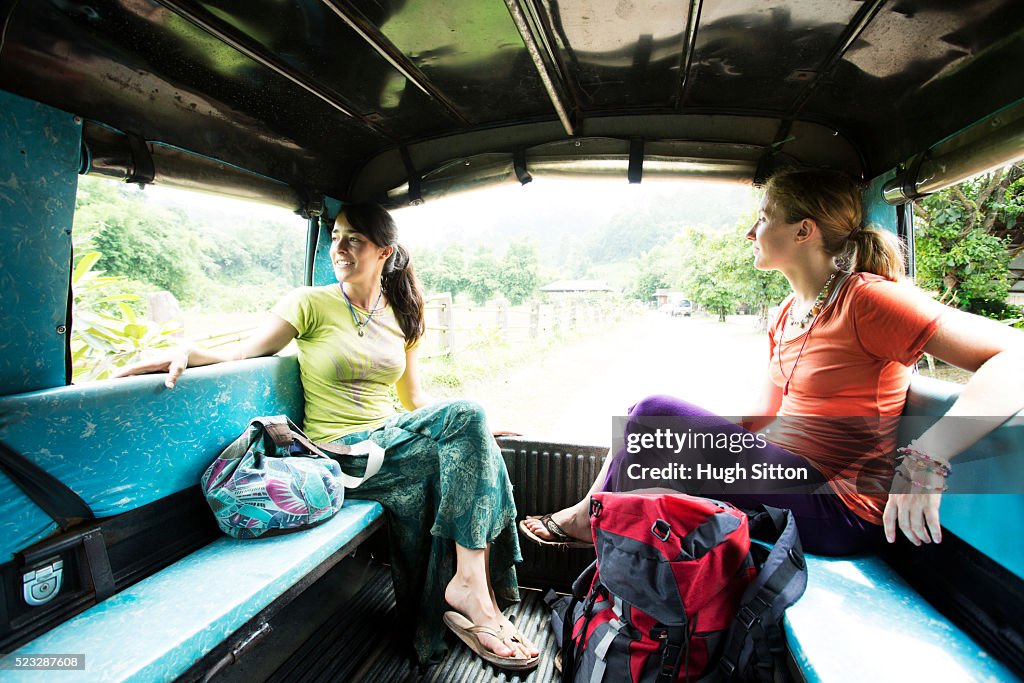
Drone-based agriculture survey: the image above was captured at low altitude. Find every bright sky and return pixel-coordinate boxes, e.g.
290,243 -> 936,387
393,176 -> 757,247
144,175 -> 758,249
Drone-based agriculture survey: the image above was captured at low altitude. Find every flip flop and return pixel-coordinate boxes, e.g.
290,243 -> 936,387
519,514 -> 593,549
443,611 -> 540,671
502,615 -> 540,660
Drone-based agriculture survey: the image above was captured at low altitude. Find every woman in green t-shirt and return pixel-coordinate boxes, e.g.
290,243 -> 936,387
117,204 -> 538,670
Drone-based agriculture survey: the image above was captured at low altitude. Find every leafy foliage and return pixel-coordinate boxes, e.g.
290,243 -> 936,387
624,221 -> 788,324
70,176 -> 305,379
76,181 -> 203,301
500,240 -> 540,305
914,163 -> 1023,319
70,240 -> 181,381
625,268 -> 670,302
417,240 -> 541,305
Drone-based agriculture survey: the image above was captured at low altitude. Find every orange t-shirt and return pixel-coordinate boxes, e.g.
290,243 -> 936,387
766,273 -> 944,524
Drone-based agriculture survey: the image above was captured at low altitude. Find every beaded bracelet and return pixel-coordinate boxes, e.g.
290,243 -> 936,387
898,454 -> 950,478
895,468 -> 949,492
896,446 -> 952,478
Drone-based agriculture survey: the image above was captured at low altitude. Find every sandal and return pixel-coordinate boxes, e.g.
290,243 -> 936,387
443,611 -> 540,671
519,514 -> 593,549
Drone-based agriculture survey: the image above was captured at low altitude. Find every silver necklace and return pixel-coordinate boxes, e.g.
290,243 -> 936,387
340,284 -> 383,337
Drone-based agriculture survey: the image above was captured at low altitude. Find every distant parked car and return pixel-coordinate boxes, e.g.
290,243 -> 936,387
671,300 -> 692,317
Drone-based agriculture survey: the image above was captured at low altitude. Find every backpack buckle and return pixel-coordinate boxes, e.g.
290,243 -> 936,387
719,657 -> 737,676
651,519 -> 671,542
737,605 -> 760,630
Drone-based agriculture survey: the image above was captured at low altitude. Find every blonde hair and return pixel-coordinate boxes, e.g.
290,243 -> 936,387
764,170 -> 905,280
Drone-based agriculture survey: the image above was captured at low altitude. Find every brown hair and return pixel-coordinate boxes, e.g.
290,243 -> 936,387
764,170 -> 905,280
338,203 -> 425,346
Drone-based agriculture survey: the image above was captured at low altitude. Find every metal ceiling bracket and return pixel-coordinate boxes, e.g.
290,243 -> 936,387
628,138 -> 644,184
125,133 -> 155,186
883,102 -> 1024,204
513,149 -> 532,185
504,0 -> 575,136
400,146 -> 423,205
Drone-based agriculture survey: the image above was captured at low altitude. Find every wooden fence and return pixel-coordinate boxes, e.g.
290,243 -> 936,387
420,293 -> 627,359
184,293 -> 631,357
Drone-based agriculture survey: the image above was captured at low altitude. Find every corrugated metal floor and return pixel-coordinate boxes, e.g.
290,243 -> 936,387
268,565 -> 562,683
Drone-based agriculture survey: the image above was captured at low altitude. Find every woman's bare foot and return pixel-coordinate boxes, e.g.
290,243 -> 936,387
520,499 -> 591,544
444,577 -> 537,661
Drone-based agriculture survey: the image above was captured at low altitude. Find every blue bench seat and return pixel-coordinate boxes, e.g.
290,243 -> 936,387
784,553 -> 1017,682
0,356 -> 305,561
5,499 -> 384,682
784,374 -> 1024,682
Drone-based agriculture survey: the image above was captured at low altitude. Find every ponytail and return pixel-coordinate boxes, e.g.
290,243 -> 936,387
846,226 -> 905,281
382,244 -> 425,346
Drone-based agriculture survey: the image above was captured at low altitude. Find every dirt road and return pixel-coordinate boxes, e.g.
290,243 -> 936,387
461,311 -> 767,444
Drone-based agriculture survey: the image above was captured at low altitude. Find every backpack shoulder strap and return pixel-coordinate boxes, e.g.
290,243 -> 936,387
0,440 -> 94,530
718,505 -> 807,681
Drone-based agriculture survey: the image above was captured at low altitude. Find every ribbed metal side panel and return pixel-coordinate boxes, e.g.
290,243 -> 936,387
499,438 -> 607,591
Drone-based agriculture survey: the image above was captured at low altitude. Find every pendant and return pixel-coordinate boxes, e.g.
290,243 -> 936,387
358,329 -> 364,337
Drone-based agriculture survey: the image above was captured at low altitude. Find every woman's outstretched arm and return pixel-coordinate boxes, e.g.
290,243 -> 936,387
113,313 -> 298,388
883,308 -> 1024,545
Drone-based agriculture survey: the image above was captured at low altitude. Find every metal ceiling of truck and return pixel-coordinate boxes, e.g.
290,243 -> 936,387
0,0 -> 1021,205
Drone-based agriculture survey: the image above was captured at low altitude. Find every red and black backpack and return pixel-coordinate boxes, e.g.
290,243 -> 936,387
550,492 -> 807,682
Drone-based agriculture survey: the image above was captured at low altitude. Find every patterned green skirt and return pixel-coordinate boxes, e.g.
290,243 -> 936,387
331,399 -> 522,665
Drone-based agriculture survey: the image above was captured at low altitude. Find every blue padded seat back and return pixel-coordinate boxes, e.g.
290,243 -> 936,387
902,375 -> 1024,580
0,356 -> 303,562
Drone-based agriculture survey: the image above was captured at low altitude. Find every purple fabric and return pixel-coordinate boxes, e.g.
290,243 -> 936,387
602,394 -> 881,556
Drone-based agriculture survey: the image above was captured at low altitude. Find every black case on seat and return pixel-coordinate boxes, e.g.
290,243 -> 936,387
0,441 -> 218,652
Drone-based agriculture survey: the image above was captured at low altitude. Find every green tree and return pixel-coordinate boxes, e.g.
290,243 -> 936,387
466,247 -> 501,305
418,243 -> 469,296
625,268 -> 669,303
76,181 -> 205,301
500,240 -> 540,305
682,231 -> 738,321
914,163 -> 1023,318
718,223 -> 789,329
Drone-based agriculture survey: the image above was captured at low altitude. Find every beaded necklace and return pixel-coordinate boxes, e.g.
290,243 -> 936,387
787,271 -> 837,329
340,283 -> 384,337
778,271 -> 841,396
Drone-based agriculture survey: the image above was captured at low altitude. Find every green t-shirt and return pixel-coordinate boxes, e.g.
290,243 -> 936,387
272,285 -> 409,441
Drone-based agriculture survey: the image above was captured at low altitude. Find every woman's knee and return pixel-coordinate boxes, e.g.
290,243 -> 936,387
442,399 -> 486,423
434,399 -> 491,440
628,394 -> 695,418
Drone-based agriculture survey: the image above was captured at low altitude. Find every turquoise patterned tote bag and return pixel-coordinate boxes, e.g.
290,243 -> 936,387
201,415 -> 383,539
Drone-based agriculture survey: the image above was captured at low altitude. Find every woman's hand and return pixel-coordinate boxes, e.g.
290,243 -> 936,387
112,347 -> 191,389
882,463 -> 944,545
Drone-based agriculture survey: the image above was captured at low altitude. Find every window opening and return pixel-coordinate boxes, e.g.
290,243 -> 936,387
71,176 -> 306,382
912,162 -> 1024,383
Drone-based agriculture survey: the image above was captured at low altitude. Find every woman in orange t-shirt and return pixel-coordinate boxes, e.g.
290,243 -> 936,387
522,169 -> 1024,555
